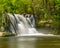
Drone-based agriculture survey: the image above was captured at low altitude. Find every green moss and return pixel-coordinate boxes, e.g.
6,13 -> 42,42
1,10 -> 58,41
0,32 -> 16,37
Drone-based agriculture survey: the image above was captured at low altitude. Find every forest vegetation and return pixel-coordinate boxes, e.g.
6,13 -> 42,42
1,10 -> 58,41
0,0 -> 60,35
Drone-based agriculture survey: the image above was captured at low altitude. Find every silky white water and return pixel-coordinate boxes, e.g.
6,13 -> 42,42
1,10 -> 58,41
8,13 -> 54,36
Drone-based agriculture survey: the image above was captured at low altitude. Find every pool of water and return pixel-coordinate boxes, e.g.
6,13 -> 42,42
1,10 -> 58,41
0,28 -> 59,48
0,36 -> 60,48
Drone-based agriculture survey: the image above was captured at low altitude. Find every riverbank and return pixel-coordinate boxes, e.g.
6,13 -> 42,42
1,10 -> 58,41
0,32 -> 16,37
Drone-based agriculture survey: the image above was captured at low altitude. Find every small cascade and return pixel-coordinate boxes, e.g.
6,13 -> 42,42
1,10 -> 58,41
25,14 -> 35,27
8,13 -> 29,34
8,13 -> 54,36
8,13 -> 16,34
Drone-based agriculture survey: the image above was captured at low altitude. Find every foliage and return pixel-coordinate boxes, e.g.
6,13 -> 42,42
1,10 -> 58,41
0,0 -> 60,34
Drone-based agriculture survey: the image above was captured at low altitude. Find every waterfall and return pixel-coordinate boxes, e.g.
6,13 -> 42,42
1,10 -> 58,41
25,14 -> 35,27
8,13 -> 37,34
8,13 -> 54,36
8,13 -> 16,34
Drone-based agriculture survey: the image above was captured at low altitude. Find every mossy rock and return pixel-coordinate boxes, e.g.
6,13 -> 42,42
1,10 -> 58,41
0,32 -> 16,37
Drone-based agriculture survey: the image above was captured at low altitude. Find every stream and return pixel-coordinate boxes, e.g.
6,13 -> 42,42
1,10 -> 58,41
0,30 -> 60,48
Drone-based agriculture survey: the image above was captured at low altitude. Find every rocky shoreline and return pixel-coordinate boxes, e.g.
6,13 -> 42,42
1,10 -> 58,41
0,32 -> 16,37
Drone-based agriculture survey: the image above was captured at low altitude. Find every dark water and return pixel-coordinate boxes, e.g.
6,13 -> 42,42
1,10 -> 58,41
0,36 -> 60,48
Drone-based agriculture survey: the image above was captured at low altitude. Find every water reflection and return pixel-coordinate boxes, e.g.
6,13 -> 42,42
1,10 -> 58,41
17,37 -> 36,48
0,36 -> 60,48
0,37 -> 37,48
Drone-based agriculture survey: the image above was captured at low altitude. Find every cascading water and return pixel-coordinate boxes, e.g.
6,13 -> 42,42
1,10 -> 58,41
8,13 -> 54,36
8,13 -> 29,34
8,13 -> 16,34
25,14 -> 35,27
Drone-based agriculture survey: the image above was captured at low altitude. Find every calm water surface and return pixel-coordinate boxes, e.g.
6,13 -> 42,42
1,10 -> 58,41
0,28 -> 60,48
0,36 -> 60,48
